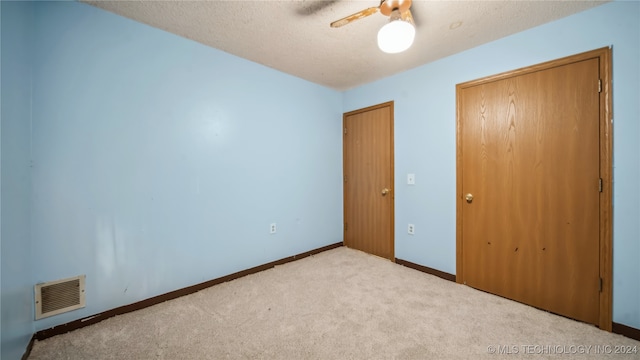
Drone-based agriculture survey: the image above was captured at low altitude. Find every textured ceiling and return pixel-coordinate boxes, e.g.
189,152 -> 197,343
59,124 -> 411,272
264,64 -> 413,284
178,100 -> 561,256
84,0 -> 607,91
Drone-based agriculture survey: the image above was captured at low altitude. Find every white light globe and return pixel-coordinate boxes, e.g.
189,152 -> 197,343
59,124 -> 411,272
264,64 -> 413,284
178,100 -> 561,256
377,20 -> 415,54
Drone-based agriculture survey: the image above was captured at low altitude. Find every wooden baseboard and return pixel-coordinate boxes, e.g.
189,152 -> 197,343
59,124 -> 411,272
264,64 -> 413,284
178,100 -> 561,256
30,245 -> 640,347
34,242 -> 343,341
613,322 -> 640,342
395,259 -> 640,342
395,258 -> 456,282
394,259 -> 640,342
21,335 -> 35,360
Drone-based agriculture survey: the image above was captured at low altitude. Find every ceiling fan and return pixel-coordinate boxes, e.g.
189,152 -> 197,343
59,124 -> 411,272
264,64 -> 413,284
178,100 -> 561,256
330,0 -> 416,53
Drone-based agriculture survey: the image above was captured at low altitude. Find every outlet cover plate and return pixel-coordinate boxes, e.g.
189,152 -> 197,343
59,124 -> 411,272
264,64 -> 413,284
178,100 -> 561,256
407,173 -> 415,185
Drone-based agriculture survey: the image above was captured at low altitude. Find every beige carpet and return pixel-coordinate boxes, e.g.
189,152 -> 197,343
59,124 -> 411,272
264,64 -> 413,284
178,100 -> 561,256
29,247 -> 639,359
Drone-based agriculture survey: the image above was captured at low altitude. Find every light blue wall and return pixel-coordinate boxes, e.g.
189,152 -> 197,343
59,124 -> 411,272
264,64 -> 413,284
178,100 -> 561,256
30,2 -> 342,331
2,0 -> 638,350
343,1 -> 640,329
1,1 -> 35,358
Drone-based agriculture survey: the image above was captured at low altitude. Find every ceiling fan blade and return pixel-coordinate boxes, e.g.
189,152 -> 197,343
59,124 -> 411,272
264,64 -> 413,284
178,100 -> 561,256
401,9 -> 414,25
297,0 -> 340,16
330,7 -> 379,28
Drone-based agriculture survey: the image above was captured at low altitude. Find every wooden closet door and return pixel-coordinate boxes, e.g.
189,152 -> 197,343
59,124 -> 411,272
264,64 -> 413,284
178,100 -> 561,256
458,57 -> 601,325
343,102 -> 394,260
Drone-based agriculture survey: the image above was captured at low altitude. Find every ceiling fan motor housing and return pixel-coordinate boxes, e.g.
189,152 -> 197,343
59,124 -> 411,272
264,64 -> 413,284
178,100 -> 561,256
379,0 -> 412,16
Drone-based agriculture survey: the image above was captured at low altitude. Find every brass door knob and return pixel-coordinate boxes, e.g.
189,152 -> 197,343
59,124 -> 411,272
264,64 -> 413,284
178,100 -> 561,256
382,188 -> 391,196
465,193 -> 474,203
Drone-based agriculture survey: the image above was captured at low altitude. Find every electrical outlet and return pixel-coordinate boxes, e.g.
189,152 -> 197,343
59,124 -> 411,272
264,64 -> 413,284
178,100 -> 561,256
408,224 -> 415,235
270,223 -> 277,234
407,173 -> 415,185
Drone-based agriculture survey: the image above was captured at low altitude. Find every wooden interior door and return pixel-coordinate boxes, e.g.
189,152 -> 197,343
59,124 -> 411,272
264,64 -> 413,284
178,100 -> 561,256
343,102 -> 394,260
457,49 -> 612,328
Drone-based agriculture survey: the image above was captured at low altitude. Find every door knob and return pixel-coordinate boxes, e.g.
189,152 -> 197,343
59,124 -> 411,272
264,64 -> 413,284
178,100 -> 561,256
381,188 -> 391,196
465,193 -> 474,203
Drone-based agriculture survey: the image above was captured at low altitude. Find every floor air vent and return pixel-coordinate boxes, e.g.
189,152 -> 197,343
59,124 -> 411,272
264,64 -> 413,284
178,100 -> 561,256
35,275 -> 86,320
